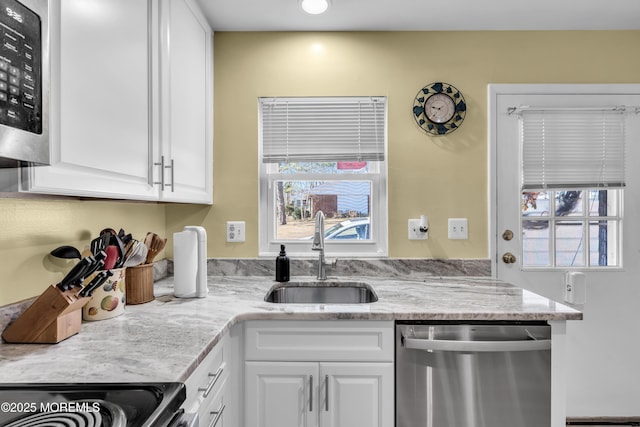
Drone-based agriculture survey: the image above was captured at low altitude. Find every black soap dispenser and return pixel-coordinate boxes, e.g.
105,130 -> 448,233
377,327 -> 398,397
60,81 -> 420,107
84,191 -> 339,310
275,244 -> 290,282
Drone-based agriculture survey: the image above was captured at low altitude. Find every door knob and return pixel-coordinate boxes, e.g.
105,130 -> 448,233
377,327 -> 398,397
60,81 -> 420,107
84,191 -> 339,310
502,230 -> 514,241
502,252 -> 516,264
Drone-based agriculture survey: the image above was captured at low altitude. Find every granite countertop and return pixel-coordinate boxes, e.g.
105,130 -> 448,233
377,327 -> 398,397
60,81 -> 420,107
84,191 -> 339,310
0,275 -> 581,383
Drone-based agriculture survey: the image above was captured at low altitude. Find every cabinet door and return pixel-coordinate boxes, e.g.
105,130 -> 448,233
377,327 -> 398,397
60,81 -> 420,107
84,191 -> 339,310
23,0 -> 157,200
157,0 -> 212,204
245,362 -> 319,427
320,363 -> 394,427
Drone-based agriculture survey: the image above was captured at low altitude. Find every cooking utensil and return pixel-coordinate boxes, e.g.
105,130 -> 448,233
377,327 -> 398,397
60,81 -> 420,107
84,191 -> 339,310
100,227 -> 117,237
104,245 -> 119,270
50,245 -> 82,260
123,239 -> 136,261
117,228 -> 133,245
124,240 -> 148,268
110,233 -> 126,268
144,233 -> 167,264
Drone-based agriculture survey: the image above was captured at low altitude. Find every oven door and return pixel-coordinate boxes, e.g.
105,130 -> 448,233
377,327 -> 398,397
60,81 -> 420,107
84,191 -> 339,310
0,383 -> 186,427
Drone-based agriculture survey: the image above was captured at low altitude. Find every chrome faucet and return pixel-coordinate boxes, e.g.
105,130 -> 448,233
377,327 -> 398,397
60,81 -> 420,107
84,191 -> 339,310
311,210 -> 336,280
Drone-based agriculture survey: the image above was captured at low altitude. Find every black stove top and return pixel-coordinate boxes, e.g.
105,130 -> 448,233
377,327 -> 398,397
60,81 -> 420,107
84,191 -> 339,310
0,383 -> 186,427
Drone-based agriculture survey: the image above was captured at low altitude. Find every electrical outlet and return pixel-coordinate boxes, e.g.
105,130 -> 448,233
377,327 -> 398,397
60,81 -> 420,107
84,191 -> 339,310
408,219 -> 428,240
448,218 -> 468,239
226,221 -> 245,242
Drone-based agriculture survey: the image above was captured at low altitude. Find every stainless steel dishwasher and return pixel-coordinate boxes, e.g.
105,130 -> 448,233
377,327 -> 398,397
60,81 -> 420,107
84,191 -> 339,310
396,321 -> 551,427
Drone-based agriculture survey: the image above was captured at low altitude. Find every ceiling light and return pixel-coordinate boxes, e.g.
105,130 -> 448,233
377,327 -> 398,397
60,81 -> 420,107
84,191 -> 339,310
300,0 -> 329,15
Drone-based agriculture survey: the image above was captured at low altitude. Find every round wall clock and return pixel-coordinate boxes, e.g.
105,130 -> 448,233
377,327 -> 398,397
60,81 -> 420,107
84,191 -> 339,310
413,82 -> 466,136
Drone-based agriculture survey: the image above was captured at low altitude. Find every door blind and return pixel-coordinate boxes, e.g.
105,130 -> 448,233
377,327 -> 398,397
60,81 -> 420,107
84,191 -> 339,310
520,109 -> 626,189
260,97 -> 386,163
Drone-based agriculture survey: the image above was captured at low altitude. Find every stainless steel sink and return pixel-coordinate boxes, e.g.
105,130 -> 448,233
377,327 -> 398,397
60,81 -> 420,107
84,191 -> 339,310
264,281 -> 378,304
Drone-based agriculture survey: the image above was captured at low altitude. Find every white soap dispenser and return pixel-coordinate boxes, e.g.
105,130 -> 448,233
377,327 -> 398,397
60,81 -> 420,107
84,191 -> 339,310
173,226 -> 208,298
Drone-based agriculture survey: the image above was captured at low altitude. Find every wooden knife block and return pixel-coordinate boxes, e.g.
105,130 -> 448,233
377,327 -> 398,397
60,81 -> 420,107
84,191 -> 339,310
2,284 -> 91,344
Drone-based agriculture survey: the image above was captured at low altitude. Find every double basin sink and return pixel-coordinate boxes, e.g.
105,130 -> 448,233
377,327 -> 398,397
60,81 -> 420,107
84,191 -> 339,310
264,280 -> 378,304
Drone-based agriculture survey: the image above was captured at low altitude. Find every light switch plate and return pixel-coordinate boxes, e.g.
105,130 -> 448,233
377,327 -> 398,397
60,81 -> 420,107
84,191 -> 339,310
448,218 -> 468,239
227,221 -> 245,242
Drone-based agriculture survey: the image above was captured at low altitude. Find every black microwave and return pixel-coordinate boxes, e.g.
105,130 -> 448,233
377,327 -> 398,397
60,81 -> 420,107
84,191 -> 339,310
0,0 -> 48,166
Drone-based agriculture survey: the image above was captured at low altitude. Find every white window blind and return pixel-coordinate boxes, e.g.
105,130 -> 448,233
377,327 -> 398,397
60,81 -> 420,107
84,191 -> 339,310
520,109 -> 626,189
260,97 -> 386,163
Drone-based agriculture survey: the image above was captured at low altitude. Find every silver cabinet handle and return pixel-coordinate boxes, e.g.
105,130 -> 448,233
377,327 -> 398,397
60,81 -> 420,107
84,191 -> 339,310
166,158 -> 174,192
154,156 -> 175,192
153,155 -> 165,190
324,375 -> 329,412
208,404 -> 225,427
402,336 -> 551,352
199,366 -> 224,398
309,375 -> 313,412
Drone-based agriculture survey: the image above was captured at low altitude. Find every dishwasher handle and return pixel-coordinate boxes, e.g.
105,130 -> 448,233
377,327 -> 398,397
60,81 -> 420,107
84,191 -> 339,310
401,336 -> 551,352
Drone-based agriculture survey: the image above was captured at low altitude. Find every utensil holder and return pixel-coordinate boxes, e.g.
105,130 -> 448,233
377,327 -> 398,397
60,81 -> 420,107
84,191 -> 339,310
82,268 -> 126,321
2,285 -> 91,344
125,263 -> 154,304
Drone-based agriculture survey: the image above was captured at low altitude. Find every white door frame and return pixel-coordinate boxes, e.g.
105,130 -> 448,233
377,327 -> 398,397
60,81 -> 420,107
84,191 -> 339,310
488,83 -> 640,419
488,83 -> 640,277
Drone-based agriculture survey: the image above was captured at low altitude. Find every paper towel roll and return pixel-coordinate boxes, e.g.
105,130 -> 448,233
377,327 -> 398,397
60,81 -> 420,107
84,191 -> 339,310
183,226 -> 208,298
173,230 -> 198,298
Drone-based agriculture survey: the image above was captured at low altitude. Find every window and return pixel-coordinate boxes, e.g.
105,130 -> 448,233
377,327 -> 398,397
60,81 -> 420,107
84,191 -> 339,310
521,189 -> 622,267
258,97 -> 388,257
519,108 -> 626,269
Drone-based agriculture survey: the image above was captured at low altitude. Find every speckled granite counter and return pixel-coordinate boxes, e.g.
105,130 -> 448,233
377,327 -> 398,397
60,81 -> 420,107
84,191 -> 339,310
0,276 -> 581,384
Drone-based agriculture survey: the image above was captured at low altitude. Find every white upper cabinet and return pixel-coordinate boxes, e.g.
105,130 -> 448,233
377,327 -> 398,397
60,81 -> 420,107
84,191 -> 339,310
156,0 -> 213,203
22,0 -> 213,204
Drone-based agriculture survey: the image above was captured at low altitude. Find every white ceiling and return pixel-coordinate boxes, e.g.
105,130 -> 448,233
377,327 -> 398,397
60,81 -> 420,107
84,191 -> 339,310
194,0 -> 640,32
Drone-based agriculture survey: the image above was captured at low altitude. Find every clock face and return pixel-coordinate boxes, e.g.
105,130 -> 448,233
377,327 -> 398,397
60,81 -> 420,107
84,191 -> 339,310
413,82 -> 466,136
425,93 -> 455,124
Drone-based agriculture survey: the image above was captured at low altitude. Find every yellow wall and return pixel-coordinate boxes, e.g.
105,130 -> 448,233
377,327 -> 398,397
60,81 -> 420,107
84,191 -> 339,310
166,30 -> 640,258
2,31 -> 640,306
0,198 -> 165,305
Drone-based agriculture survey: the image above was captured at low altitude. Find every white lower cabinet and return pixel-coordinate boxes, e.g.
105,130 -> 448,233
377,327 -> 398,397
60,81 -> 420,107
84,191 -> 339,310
243,320 -> 394,427
245,362 -> 316,427
245,361 -> 393,427
183,334 -> 229,427
320,362 -> 393,427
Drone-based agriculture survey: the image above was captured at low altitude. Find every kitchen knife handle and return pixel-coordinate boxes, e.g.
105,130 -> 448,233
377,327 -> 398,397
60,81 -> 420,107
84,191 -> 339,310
94,250 -> 106,261
79,270 -> 113,297
78,272 -> 104,297
91,270 -> 113,296
57,256 -> 93,291
81,259 -> 105,284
